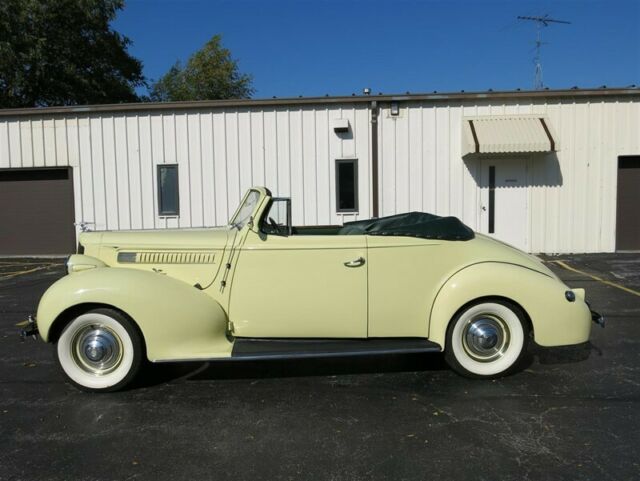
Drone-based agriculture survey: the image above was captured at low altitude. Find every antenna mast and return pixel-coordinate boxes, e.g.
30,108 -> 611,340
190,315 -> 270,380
518,14 -> 570,90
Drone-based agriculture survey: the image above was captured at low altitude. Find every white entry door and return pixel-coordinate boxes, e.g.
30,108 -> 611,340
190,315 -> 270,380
480,159 -> 529,251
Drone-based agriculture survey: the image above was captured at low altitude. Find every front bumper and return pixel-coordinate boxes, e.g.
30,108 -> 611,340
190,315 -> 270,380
18,315 -> 39,340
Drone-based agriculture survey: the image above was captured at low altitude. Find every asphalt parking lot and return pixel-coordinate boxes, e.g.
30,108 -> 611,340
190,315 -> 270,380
1,255 -> 639,481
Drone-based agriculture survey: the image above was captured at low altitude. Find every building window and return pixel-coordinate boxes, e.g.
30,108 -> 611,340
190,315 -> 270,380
157,164 -> 179,216
335,159 -> 358,212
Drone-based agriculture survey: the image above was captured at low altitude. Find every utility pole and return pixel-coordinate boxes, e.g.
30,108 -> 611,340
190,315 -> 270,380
518,14 -> 571,90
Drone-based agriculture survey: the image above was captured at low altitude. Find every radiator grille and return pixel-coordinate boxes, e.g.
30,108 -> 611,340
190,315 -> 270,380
118,251 -> 216,264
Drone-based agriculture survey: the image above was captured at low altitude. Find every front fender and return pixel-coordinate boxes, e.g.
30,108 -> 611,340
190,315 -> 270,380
37,268 -> 232,361
428,262 -> 592,348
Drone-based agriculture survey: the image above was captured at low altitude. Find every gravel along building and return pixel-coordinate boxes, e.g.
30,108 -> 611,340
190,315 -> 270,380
0,87 -> 639,255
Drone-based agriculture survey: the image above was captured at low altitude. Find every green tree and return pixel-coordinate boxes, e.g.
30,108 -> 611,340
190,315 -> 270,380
0,0 -> 144,108
150,35 -> 253,101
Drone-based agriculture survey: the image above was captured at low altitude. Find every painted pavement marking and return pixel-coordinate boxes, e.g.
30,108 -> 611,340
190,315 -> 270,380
551,260 -> 640,298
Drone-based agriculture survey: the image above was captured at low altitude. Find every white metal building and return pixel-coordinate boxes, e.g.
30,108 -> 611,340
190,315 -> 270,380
0,87 -> 639,255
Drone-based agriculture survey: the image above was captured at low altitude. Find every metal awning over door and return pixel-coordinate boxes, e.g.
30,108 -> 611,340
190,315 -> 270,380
462,116 -> 556,156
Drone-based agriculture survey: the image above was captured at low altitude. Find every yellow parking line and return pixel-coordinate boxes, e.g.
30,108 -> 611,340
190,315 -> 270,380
551,260 -> 640,297
0,262 -> 44,267
0,263 -> 59,281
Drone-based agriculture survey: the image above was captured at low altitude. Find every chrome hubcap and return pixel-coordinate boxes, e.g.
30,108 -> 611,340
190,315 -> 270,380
72,324 -> 123,375
462,315 -> 510,362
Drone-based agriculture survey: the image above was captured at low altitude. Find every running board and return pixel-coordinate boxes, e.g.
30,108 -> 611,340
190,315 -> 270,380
231,337 -> 442,361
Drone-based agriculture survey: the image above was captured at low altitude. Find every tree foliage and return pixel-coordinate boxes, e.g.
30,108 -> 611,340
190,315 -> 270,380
0,0 -> 144,108
150,35 -> 253,102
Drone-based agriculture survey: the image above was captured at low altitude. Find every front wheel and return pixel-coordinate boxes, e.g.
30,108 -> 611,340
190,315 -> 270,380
56,308 -> 143,392
445,300 -> 528,379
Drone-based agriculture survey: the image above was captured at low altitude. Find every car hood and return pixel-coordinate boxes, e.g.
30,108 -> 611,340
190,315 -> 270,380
79,226 -> 232,251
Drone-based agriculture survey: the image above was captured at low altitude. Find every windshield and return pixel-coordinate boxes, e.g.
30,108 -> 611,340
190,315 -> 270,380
230,190 -> 261,229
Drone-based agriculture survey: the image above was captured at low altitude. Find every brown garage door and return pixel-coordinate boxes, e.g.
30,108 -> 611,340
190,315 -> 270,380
0,168 -> 75,255
616,156 -> 640,251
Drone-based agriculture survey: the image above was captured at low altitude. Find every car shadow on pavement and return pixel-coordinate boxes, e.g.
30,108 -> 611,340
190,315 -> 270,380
130,344 -> 594,390
134,352 -> 451,388
534,341 -> 596,364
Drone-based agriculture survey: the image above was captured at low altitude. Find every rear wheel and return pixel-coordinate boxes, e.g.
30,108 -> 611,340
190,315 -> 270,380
56,308 -> 143,392
445,300 -> 528,378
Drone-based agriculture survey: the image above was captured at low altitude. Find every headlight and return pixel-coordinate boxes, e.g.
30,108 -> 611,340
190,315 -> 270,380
66,254 -> 106,274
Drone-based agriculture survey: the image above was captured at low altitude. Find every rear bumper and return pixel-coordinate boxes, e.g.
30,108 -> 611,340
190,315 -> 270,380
590,308 -> 605,328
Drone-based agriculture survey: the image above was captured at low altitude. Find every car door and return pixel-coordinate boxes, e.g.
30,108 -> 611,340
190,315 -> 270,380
229,229 -> 368,338
366,235 -> 449,338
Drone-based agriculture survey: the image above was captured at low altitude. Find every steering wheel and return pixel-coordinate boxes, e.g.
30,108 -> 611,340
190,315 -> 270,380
268,217 -> 281,234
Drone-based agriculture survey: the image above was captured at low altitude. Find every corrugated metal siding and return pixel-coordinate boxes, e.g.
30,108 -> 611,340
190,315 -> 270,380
1,96 -> 639,253
0,105 -> 372,234
377,97 -> 640,253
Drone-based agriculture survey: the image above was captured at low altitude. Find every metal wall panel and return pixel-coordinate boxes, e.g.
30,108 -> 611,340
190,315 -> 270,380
0,104 -> 372,241
377,97 -> 640,253
0,97 -> 638,253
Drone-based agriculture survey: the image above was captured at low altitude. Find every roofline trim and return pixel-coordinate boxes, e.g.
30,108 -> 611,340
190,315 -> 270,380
1,87 -> 639,117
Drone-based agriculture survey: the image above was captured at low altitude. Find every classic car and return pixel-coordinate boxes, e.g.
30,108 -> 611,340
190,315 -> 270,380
22,187 -> 603,392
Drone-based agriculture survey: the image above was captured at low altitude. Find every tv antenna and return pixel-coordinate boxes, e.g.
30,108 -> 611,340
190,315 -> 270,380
518,14 -> 571,90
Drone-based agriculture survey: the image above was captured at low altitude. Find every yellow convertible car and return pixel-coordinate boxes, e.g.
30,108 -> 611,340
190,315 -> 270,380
23,187 -> 602,392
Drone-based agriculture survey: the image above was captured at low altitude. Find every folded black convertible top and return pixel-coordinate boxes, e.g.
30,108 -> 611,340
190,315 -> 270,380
338,212 -> 475,241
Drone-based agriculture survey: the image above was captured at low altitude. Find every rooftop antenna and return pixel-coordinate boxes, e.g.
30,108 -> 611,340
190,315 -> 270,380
517,14 -> 570,90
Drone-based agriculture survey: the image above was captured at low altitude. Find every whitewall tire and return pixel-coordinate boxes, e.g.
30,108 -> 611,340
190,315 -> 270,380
445,300 -> 528,379
56,308 -> 143,392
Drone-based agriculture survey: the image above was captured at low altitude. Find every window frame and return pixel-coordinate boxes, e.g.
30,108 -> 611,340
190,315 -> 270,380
260,197 -> 292,236
335,158 -> 359,213
156,164 -> 180,216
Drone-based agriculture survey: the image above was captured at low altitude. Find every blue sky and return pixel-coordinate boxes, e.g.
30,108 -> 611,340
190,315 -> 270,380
113,0 -> 640,98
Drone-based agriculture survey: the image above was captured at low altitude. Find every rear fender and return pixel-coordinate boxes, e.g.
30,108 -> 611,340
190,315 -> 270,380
428,262 -> 592,348
37,268 -> 232,361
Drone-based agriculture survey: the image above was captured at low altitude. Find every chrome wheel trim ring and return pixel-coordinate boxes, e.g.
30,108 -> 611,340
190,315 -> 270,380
71,324 -> 124,376
450,302 -> 525,377
462,315 -> 510,363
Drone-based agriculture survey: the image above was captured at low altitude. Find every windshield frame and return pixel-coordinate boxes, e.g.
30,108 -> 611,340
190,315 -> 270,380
229,189 -> 263,229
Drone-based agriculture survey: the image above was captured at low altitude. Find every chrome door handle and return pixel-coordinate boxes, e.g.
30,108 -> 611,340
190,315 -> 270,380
344,257 -> 365,267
